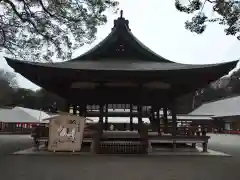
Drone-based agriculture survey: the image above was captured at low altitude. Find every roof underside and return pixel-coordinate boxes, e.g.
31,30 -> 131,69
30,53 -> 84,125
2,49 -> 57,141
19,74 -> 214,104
5,58 -> 238,71
5,57 -> 238,105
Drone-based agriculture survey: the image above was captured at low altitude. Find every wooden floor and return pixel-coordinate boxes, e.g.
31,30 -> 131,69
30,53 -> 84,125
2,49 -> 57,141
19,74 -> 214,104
84,131 -> 210,142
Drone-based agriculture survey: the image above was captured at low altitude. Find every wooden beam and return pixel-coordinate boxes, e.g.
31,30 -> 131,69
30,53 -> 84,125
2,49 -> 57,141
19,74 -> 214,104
71,82 -> 98,89
163,107 -> 168,133
143,81 -> 171,89
65,88 -> 169,105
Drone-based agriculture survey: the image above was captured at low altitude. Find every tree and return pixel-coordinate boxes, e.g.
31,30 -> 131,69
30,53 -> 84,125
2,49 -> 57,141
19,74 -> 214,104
228,69 -> 240,94
11,88 -> 36,108
0,69 -> 17,106
34,88 -> 66,112
175,93 -> 195,113
175,0 -> 240,39
0,0 -> 118,62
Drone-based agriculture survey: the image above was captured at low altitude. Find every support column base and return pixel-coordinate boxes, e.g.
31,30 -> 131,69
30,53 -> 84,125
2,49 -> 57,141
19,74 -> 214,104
172,142 -> 176,151
202,142 -> 208,152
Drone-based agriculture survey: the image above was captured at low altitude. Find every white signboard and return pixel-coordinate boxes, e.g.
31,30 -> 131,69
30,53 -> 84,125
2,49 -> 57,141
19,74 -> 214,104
48,115 -> 86,152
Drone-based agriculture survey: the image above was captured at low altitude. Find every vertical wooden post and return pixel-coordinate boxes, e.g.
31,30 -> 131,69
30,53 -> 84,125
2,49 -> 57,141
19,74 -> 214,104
149,106 -> 155,132
99,104 -> 104,132
84,105 -> 87,117
202,142 -> 208,152
130,104 -> 133,131
105,104 -> 108,130
64,102 -> 70,113
170,103 -> 177,137
79,105 -> 83,116
137,105 -> 143,130
138,104 -> 148,154
73,105 -> 77,115
80,105 -> 86,117
156,108 -> 161,135
163,107 -> 168,134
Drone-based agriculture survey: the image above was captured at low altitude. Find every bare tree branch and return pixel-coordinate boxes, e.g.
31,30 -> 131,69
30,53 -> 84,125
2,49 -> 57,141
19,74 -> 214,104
175,0 -> 240,40
0,0 -> 119,62
3,0 -> 26,21
38,0 -> 54,17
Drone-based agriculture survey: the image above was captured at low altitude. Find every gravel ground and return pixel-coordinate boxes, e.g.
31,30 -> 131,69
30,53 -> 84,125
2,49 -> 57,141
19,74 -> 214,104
0,134 -> 239,180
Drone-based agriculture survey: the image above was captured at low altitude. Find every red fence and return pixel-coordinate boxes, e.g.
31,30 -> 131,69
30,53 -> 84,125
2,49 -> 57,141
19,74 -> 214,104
222,130 -> 240,135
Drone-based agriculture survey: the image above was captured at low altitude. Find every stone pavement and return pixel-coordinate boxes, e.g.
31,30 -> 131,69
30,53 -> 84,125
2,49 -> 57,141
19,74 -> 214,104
13,145 -> 230,156
0,134 -> 239,180
0,153 -> 238,180
0,134 -> 32,154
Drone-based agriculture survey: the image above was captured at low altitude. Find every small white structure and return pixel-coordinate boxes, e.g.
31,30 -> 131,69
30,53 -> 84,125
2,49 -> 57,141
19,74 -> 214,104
189,95 -> 240,131
44,114 -> 87,152
0,106 -> 53,124
189,95 -> 240,117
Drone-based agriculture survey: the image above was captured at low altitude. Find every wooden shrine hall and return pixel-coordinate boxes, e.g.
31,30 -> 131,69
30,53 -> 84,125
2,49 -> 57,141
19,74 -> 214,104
6,10 -> 238,154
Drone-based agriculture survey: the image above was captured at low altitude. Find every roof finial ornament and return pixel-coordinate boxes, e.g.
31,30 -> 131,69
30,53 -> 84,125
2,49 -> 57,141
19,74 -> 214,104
120,10 -> 123,18
112,9 -> 130,31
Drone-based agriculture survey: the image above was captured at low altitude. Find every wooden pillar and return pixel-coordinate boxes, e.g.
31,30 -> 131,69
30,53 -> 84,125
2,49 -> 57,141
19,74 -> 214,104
72,105 -> 77,115
149,106 -> 155,132
169,101 -> 177,151
156,108 -> 161,135
137,105 -> 143,131
79,105 -> 83,116
138,105 -> 148,154
105,104 -> 108,130
64,102 -> 70,113
84,105 -> 87,117
79,105 -> 86,117
202,142 -> 208,152
99,104 -> 104,132
170,103 -> 177,137
130,104 -> 133,131
163,107 -> 168,134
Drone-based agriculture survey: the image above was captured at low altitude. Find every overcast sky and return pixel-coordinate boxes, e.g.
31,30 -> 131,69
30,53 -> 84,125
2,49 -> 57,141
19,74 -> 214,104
1,0 -> 240,90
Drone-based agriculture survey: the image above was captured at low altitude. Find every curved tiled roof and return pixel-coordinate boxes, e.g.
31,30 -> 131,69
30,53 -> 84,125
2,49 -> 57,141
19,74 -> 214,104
5,57 -> 238,71
190,95 -> 240,118
70,11 -> 172,63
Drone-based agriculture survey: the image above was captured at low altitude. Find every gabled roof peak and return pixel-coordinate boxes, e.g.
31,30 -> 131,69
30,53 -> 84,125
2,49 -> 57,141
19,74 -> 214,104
112,10 -> 131,31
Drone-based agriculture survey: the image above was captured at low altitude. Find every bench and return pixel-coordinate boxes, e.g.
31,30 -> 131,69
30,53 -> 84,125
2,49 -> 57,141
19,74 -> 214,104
149,135 -> 210,152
